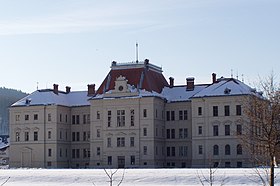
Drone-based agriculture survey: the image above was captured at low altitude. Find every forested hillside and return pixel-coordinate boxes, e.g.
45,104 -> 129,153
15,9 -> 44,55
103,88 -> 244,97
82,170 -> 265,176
0,87 -> 28,135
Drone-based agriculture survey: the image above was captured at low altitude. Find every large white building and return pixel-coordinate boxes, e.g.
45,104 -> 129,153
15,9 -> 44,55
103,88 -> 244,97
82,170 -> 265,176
9,60 -> 259,168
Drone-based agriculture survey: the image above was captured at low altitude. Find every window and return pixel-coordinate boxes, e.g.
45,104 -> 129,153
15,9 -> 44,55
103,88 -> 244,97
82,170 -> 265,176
117,110 -> 125,127
236,124 -> 242,135
131,155 -> 135,165
16,115 -> 20,121
65,115 -> 68,123
143,146 -> 147,155
143,109 -> 147,118
59,148 -> 62,157
59,131 -> 62,139
76,149 -> 80,159
117,137 -> 125,147
184,110 -> 188,120
97,111 -> 100,119
167,147 -> 171,157
237,162 -> 242,168
130,109 -> 135,126
83,132 -> 87,141
76,132 -> 80,141
72,149 -> 76,158
236,105 -> 242,115
179,146 -> 188,157
213,125 -> 219,136
179,128 -> 188,139
108,110 -> 111,127
225,144 -> 231,155
171,111 -> 175,121
16,132 -> 20,142
166,129 -> 170,139
171,129 -> 175,139
166,111 -> 170,121
48,149 -> 52,157
97,147 -> 100,156
179,110 -> 187,120
76,115 -> 80,124
237,144 -> 242,155
108,156 -> 112,165
224,105 -> 230,116
72,132 -> 75,141
83,114 -> 87,124
198,145 -> 203,155
97,129 -> 100,138
198,126 -> 202,135
48,131 -> 51,139
171,147 -> 175,156
48,113 -> 51,121
143,128 -> 147,136
213,145 -> 219,155
87,131 -> 90,141
25,114 -> 29,121
213,106 -> 218,117
225,125 -> 230,136
34,114 -> 38,120
225,162 -> 231,168
34,131 -> 38,141
130,137 -> 135,147
24,132 -> 29,141
213,162 -> 219,168
179,111 -> 183,120
72,115 -> 76,124
47,162 -> 52,167
198,107 -> 202,116
87,114 -> 90,124
59,114 -> 62,122
107,138 -> 111,147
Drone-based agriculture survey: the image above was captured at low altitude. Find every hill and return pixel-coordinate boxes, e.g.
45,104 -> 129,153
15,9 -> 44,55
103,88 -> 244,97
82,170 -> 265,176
0,87 -> 28,135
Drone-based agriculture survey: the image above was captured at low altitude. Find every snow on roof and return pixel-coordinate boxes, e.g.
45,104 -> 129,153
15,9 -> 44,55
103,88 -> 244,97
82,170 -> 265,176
192,78 -> 259,98
161,85 -> 207,102
11,89 -> 91,107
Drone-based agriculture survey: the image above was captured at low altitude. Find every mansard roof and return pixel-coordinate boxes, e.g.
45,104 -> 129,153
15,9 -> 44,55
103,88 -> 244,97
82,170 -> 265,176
96,60 -> 169,94
11,89 -> 90,107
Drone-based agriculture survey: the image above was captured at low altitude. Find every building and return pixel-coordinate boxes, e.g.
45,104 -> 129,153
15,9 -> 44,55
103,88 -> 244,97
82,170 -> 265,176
9,60 -> 259,168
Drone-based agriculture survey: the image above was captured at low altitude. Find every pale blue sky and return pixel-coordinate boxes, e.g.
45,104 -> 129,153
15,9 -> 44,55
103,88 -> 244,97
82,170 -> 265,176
0,0 -> 279,93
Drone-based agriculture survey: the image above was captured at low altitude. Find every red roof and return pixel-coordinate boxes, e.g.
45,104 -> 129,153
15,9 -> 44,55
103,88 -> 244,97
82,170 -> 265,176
96,64 -> 168,94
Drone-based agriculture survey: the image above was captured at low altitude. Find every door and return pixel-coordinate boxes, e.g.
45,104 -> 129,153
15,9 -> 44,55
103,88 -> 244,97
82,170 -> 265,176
117,156 -> 125,168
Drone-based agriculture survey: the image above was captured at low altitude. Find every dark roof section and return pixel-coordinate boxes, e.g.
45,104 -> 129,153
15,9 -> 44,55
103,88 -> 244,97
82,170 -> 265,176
96,60 -> 169,94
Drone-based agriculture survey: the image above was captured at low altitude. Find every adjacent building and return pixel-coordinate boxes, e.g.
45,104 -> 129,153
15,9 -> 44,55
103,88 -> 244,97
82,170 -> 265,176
9,60 -> 259,168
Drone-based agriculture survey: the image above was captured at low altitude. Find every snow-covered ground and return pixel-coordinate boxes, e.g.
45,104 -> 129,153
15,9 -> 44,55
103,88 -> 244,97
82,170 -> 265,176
0,168 -> 279,186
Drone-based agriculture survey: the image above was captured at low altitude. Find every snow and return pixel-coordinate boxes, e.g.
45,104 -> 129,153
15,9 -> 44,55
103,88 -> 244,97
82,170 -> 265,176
193,78 -> 258,98
11,90 -> 90,107
0,168 -> 279,186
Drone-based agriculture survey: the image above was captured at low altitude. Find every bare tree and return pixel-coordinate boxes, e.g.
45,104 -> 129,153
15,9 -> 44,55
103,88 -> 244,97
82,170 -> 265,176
93,169 -> 125,186
241,73 -> 280,186
0,177 -> 10,186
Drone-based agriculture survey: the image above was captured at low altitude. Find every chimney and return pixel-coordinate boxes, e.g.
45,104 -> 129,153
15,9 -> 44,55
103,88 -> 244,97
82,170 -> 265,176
186,77 -> 194,91
88,84 -> 95,96
53,84 -> 59,94
212,73 -> 217,83
169,77 -> 174,88
66,86 -> 71,94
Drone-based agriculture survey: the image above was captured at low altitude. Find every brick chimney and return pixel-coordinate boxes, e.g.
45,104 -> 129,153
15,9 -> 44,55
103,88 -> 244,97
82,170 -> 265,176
53,84 -> 59,94
88,84 -> 95,96
66,86 -> 71,94
186,77 -> 194,91
169,77 -> 174,88
212,73 -> 217,83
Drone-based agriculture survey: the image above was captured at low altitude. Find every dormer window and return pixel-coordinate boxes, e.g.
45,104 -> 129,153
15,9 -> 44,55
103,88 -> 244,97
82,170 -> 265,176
224,88 -> 231,94
118,85 -> 124,91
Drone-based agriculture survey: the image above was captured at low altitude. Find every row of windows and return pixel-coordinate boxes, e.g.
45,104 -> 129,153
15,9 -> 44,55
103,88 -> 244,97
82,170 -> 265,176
166,146 -> 188,157
72,131 -> 90,142
198,144 -> 243,155
166,110 -> 188,121
72,114 -> 90,125
197,124 -> 242,135
16,113 -> 51,122
212,105 -> 242,117
107,155 -> 136,165
166,128 -> 188,139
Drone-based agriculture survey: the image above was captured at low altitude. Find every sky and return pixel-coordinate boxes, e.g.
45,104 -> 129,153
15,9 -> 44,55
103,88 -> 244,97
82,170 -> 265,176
0,0 -> 279,93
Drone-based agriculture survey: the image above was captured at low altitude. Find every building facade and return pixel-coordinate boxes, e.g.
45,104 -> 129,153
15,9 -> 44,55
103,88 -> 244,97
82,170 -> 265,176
9,60 -> 258,168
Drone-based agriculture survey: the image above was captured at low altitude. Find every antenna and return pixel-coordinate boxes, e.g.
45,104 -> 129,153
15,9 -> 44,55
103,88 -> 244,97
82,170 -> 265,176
36,82 -> 39,90
136,42 -> 139,63
242,74 -> 244,82
236,70 -> 239,80
231,69 -> 233,78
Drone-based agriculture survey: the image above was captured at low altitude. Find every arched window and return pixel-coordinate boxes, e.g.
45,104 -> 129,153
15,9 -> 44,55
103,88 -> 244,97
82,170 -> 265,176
237,144 -> 242,155
225,144 -> 231,155
213,145 -> 219,155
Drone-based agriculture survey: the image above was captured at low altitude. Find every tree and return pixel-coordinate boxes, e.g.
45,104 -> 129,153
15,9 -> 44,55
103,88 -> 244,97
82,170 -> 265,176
241,74 -> 280,186
93,169 -> 125,186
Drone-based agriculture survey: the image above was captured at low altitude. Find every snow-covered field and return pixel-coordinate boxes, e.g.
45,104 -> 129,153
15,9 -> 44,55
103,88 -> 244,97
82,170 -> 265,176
0,168 -> 279,186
